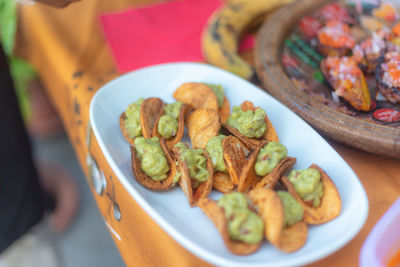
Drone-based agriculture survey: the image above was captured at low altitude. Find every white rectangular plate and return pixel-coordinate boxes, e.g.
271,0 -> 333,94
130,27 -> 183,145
90,62 -> 368,266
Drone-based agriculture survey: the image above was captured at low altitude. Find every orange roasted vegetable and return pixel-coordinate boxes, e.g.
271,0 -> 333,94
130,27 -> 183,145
317,20 -> 355,56
321,56 -> 371,111
375,52 -> 400,104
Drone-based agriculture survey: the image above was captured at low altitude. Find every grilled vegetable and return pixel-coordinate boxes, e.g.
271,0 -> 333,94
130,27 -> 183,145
321,56 -> 371,111
375,52 -> 400,104
352,28 -> 389,74
317,20 -> 355,57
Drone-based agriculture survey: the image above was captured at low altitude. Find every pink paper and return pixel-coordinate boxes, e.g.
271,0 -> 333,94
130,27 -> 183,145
100,0 -> 222,73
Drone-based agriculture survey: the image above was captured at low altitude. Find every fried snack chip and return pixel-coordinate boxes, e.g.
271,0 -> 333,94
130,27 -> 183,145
212,172 -> 235,193
222,135 -> 251,185
173,82 -> 219,111
281,164 -> 341,224
211,136 -> 249,193
130,138 -> 177,191
253,157 -> 297,190
197,198 -> 262,255
240,100 -> 255,111
187,108 -> 221,149
140,97 -> 164,138
119,112 -> 135,145
219,96 -> 231,123
240,101 -> 279,144
173,149 -> 214,206
222,101 -> 279,150
152,104 -> 191,149
248,188 -> 308,253
278,222 -> 308,253
237,141 -> 267,192
238,141 -> 296,193
119,97 -> 164,144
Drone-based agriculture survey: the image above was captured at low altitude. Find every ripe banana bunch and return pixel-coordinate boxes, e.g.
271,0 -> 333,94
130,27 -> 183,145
202,0 -> 293,81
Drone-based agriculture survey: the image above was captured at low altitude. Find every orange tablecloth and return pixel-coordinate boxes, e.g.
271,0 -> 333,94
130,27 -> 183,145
16,1 -> 400,266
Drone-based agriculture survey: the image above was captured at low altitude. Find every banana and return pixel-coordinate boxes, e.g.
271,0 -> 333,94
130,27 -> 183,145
202,0 -> 293,81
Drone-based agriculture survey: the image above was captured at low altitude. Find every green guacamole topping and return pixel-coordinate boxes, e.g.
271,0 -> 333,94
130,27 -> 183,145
158,114 -> 178,139
288,168 -> 324,207
205,135 -> 227,173
158,101 -> 183,139
164,101 -> 183,119
218,192 -> 264,244
173,171 -> 181,185
277,191 -> 304,227
206,83 -> 224,108
227,209 -> 264,244
226,106 -> 267,138
255,142 -> 288,176
218,192 -> 248,217
134,137 -> 169,181
174,142 -> 210,182
125,98 -> 144,138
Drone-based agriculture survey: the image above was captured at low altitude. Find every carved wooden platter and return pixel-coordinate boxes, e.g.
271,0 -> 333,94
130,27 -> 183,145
255,0 -> 400,159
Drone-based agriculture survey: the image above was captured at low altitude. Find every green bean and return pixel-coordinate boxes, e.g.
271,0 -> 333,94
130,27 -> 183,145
292,34 -> 323,62
285,39 -> 319,68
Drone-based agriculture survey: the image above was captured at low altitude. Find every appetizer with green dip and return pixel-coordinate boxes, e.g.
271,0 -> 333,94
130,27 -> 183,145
175,142 -> 210,185
157,101 -> 183,139
276,191 -> 304,227
130,135 -> 177,191
205,134 -> 251,193
238,140 -> 294,192
247,188 -> 308,253
125,98 -> 144,138
255,142 -> 288,176
205,135 -> 227,173
288,168 -> 324,207
206,83 -> 225,108
173,142 -> 213,206
134,137 -> 169,181
226,106 -> 267,138
218,192 -> 264,244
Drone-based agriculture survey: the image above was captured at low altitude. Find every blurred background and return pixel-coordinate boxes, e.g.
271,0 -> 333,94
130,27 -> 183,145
1,0 -> 399,266
33,133 -> 125,267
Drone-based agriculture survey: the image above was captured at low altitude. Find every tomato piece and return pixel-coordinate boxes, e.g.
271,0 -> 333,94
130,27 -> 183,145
299,16 -> 322,38
373,108 -> 400,123
318,3 -> 354,23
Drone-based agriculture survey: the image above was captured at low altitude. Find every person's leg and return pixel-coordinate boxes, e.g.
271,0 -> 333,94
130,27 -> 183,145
27,78 -> 64,139
37,161 -> 79,233
0,43 -> 54,253
0,42 -> 68,267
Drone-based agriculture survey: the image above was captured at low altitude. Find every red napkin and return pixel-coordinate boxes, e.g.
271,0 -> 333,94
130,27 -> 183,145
100,0 -> 222,73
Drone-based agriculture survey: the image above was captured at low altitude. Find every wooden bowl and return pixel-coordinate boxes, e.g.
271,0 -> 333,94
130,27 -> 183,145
254,0 -> 400,159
